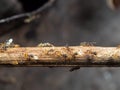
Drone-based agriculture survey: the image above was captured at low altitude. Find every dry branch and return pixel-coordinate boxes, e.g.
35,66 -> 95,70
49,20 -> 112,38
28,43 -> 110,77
0,45 -> 120,67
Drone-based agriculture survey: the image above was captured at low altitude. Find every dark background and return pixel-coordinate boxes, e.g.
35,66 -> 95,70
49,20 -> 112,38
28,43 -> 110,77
0,0 -> 120,90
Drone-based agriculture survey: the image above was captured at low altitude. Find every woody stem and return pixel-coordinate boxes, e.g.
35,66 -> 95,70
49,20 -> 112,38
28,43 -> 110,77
0,46 -> 120,67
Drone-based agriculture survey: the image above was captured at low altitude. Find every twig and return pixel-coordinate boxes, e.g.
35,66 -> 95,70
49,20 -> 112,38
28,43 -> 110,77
0,0 -> 56,36
0,0 -> 55,24
0,45 -> 120,67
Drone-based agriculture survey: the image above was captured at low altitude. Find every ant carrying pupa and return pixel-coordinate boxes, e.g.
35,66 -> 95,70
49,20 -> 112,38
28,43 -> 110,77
0,38 -> 20,51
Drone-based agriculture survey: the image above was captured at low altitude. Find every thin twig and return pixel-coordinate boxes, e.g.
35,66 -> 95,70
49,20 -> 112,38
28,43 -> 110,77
0,45 -> 120,67
0,0 -> 56,36
0,0 -> 55,24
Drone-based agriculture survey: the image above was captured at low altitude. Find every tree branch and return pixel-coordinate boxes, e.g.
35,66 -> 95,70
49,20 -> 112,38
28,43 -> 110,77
0,0 -> 55,24
0,0 -> 56,36
0,45 -> 120,67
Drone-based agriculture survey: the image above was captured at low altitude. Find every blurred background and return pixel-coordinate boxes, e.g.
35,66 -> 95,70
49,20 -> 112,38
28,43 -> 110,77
0,0 -> 120,90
